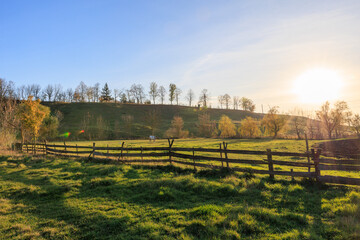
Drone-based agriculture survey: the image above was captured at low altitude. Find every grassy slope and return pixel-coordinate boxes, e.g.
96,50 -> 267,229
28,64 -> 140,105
1,139 -> 360,239
44,102 -> 263,139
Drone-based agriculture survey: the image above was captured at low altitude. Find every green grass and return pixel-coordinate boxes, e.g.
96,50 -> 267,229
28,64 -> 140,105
44,102 -> 264,139
1,141 -> 360,239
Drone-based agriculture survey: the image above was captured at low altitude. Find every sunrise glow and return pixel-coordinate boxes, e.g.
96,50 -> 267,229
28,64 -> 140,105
293,68 -> 344,104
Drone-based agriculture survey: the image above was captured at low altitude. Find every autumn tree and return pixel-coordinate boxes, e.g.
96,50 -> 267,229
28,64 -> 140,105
39,114 -> 59,140
218,115 -> 236,138
261,106 -> 286,138
239,116 -> 260,138
149,82 -> 159,104
197,112 -> 216,137
175,88 -> 182,105
164,116 -> 189,138
169,83 -> 176,105
240,97 -> 255,112
316,101 -> 350,139
18,96 -> 49,146
185,89 -> 195,106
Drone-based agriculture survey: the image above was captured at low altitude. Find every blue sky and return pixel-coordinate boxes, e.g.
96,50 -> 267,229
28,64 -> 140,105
1,0 -> 360,113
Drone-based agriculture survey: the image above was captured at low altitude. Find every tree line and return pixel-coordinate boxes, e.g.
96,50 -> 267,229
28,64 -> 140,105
0,78 -> 256,111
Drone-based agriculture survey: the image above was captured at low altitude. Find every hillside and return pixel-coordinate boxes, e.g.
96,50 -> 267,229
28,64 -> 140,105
44,102 -> 263,140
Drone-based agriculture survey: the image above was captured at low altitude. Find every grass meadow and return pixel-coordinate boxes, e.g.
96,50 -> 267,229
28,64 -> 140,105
1,139 -> 359,239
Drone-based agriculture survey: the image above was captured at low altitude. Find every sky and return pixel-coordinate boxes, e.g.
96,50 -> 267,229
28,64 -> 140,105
1,0 -> 360,114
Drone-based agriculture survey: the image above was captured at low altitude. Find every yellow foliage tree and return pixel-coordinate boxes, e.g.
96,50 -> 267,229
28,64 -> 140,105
261,106 -> 286,138
218,115 -> 236,138
18,96 -> 50,145
164,116 -> 189,138
239,116 -> 260,138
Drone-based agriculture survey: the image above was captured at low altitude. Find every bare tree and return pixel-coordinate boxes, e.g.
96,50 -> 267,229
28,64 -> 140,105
113,89 -> 121,103
66,88 -> 74,102
159,86 -> 166,104
199,89 -> 209,107
149,82 -> 159,104
53,84 -> 62,102
93,83 -> 100,102
17,85 -> 26,100
175,88 -> 182,105
185,89 -> 195,106
233,96 -> 240,110
76,82 -> 87,102
169,83 -> 176,105
25,85 -> 34,98
44,84 -> 54,101
32,84 -> 41,100
130,84 -> 146,104
218,95 -> 224,109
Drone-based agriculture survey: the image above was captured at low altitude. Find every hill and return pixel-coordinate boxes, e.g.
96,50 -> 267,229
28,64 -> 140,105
43,102 -> 264,140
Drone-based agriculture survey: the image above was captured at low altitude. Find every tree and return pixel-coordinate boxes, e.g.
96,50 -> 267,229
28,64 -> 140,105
197,112 -> 216,137
130,84 -> 145,104
233,96 -> 240,110
149,82 -> 159,104
18,96 -> 49,146
66,88 -> 74,102
240,97 -> 255,112
100,83 -> 112,102
223,94 -> 231,109
164,116 -> 189,138
175,88 -> 182,105
93,83 -> 100,102
39,114 -> 59,140
75,82 -> 87,102
185,89 -> 195,106
169,84 -> 176,105
261,106 -> 286,138
199,89 -> 209,107
44,84 -> 54,101
53,84 -> 62,102
239,116 -> 260,138
159,86 -> 166,104
113,89 -> 121,103
316,101 -> 349,139
351,114 -> 360,138
218,115 -> 236,138
86,87 -> 94,102
218,95 -> 224,109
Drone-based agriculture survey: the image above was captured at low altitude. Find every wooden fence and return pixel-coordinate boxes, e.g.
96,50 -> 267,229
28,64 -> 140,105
21,140 -> 360,186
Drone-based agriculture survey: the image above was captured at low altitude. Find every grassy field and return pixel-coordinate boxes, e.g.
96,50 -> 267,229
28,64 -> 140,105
1,139 -> 360,239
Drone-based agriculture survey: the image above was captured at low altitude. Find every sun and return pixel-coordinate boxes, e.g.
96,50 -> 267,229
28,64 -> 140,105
292,68 -> 343,104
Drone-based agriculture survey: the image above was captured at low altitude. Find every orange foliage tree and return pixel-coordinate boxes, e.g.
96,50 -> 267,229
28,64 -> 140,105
218,115 -> 236,138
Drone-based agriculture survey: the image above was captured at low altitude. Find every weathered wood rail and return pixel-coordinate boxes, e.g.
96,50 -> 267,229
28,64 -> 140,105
20,140 -> 360,186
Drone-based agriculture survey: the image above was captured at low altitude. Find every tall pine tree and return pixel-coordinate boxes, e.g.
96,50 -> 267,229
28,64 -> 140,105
100,83 -> 112,102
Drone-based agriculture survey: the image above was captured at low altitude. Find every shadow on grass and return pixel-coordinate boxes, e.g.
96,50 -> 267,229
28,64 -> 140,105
0,155 -> 352,239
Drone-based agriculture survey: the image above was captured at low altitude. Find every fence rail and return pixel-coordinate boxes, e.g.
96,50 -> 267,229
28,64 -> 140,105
20,140 -> 360,186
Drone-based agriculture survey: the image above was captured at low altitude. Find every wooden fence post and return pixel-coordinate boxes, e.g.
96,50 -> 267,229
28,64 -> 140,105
120,142 -> 125,161
223,142 -> 229,168
76,144 -> 78,157
26,143 -> 29,153
44,140 -> 47,156
291,169 -> 294,181
219,143 -> 223,168
89,142 -> 95,160
267,149 -> 274,179
305,133 -> 310,173
312,149 -> 321,181
141,146 -> 143,161
192,147 -> 196,171
64,141 -> 67,156
168,138 -> 174,165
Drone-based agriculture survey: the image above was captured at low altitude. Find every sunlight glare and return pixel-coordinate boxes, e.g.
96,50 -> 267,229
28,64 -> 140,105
293,68 -> 343,104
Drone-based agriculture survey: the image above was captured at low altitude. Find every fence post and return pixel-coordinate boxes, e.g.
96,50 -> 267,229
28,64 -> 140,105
219,143 -> 223,168
305,133 -> 310,173
312,149 -> 321,181
291,169 -> 294,181
26,143 -> 29,153
76,144 -> 78,157
168,138 -> 174,165
141,146 -> 143,161
107,144 -> 109,155
44,140 -> 47,156
192,147 -> 196,171
89,142 -> 95,160
64,141 -> 67,156
223,142 -> 229,168
120,142 -> 125,161
267,149 -> 274,179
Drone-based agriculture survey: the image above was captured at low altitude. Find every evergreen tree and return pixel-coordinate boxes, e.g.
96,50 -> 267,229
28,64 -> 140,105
100,83 -> 112,102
